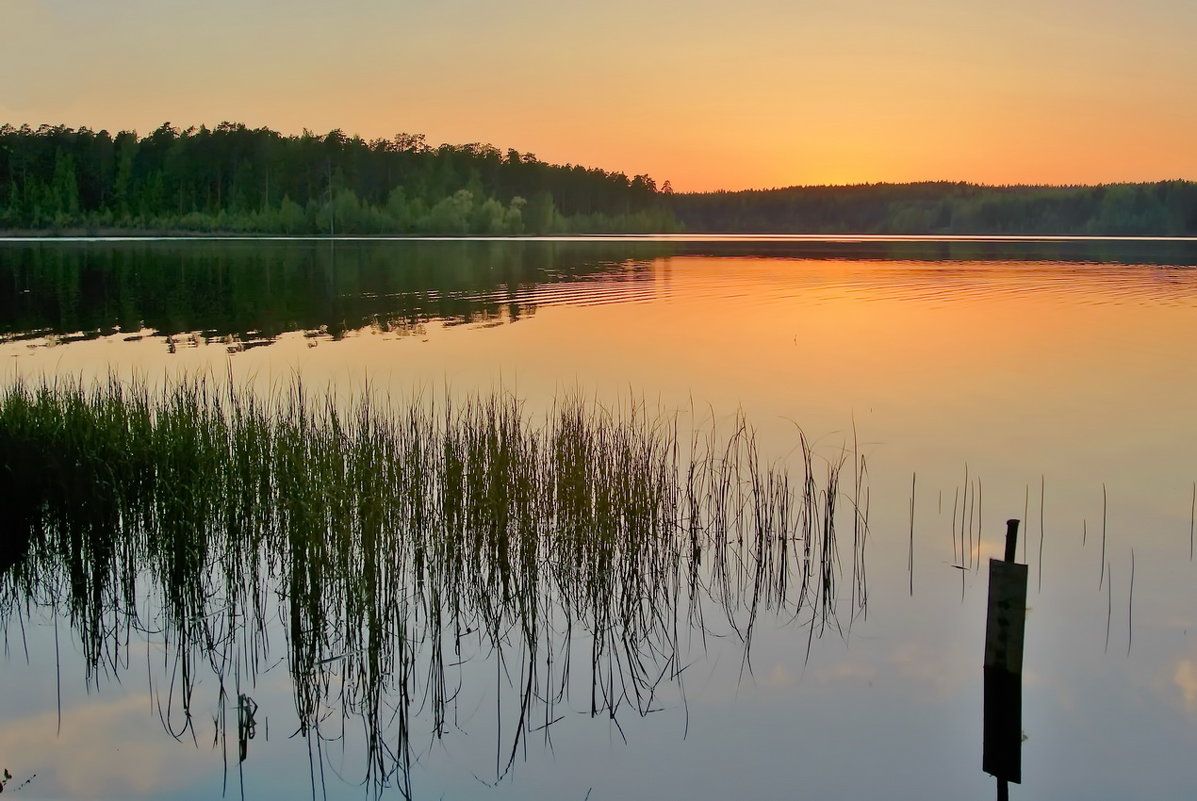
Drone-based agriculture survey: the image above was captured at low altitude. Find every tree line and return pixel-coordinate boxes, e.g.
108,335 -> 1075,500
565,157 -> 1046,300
671,181 -> 1197,236
0,122 -> 680,234
3,122 -> 1195,236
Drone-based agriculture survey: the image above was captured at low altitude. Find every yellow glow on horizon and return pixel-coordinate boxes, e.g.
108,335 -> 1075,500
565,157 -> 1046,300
2,0 -> 1196,191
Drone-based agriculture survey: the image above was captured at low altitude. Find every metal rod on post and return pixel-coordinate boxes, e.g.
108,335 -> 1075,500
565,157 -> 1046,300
1004,519 -> 1019,563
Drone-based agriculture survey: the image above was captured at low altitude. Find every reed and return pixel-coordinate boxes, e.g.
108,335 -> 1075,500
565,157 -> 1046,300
1104,562 -> 1112,654
1099,484 -> 1108,590
1038,475 -> 1045,593
1127,548 -> 1135,656
908,472 -> 915,596
0,374 -> 865,799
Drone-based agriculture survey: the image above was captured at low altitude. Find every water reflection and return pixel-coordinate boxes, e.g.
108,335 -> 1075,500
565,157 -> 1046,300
1,237 -> 1195,799
2,238 -> 1194,358
0,377 -> 866,798
0,240 -> 672,349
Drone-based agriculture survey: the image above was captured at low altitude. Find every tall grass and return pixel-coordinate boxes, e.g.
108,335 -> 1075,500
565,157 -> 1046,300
0,375 -> 865,799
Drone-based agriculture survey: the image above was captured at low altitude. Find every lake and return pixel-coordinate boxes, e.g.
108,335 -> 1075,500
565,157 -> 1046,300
1,236 -> 1195,800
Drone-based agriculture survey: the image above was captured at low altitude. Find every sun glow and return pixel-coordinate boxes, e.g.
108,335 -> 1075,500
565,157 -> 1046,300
2,1 -> 1195,191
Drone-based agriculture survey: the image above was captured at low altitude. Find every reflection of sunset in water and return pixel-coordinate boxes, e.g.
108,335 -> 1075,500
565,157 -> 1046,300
1176,660 -> 1197,714
1,240 -> 1196,800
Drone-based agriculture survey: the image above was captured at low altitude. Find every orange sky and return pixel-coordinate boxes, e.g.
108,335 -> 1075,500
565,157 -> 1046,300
2,0 -> 1195,191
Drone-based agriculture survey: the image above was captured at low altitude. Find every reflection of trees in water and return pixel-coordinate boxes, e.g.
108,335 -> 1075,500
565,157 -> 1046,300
0,377 -> 867,799
5,238 -> 1193,354
0,240 -> 674,349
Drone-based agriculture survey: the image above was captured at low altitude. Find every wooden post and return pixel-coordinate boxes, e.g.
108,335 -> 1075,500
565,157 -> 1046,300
984,519 -> 1027,791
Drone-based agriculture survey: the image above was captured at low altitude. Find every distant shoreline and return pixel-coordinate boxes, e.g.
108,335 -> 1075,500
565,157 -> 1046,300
4,123 -> 1195,238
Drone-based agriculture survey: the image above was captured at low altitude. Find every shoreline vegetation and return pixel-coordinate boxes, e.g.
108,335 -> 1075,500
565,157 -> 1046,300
0,374 -> 865,796
2,123 -> 1195,238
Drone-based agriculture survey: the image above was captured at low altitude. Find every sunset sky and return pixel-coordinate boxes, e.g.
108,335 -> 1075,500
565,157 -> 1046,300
3,0 -> 1195,191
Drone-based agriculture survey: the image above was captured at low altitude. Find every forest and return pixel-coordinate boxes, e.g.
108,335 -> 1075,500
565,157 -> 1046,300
2,122 -> 1196,236
671,180 -> 1197,236
0,122 -> 679,235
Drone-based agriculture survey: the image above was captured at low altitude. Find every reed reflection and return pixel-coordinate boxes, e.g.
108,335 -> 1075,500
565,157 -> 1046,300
0,376 -> 867,799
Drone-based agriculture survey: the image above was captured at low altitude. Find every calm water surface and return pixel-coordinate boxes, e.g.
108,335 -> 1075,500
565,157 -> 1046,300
1,237 -> 1195,800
